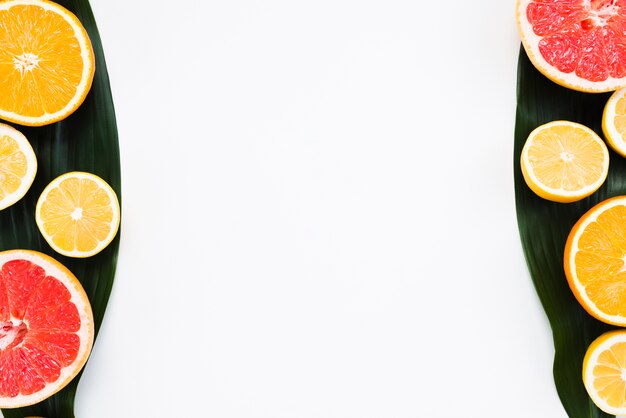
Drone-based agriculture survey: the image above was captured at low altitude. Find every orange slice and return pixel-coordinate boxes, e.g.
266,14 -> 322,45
36,172 -> 120,258
564,196 -> 626,326
0,249 -> 93,408
583,330 -> 626,415
0,123 -> 36,210
517,0 -> 626,92
603,87 -> 626,157
520,121 -> 609,203
0,0 -> 95,126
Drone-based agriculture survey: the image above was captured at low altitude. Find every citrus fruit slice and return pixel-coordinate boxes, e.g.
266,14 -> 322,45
36,172 -> 120,258
516,0 -> 626,92
0,123 -> 36,210
583,330 -> 626,415
563,196 -> 626,325
0,249 -> 93,408
520,121 -> 609,203
0,0 -> 95,126
603,87 -> 626,157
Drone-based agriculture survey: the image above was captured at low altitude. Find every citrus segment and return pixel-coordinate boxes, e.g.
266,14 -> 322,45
0,123 -> 37,210
520,121 -> 609,203
564,196 -> 626,325
0,0 -> 95,126
583,330 -> 626,414
0,250 -> 93,408
36,172 -> 120,258
517,0 -> 626,92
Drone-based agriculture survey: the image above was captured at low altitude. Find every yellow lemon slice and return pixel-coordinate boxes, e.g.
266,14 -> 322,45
520,121 -> 609,203
603,87 -> 626,157
583,330 -> 626,415
0,0 -> 95,126
36,172 -> 120,258
0,123 -> 36,210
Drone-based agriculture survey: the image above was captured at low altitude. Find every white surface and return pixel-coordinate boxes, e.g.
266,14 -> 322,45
66,0 -> 564,417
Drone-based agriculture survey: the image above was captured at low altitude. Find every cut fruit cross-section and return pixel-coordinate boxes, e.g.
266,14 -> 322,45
603,87 -> 626,157
36,172 -> 120,258
517,0 -> 626,92
0,0 -> 95,126
520,121 -> 609,203
0,250 -> 93,408
0,123 -> 37,210
583,330 -> 626,415
565,196 -> 626,326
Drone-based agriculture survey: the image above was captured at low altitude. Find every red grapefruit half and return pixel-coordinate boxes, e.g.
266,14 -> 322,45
0,250 -> 93,408
517,0 -> 626,92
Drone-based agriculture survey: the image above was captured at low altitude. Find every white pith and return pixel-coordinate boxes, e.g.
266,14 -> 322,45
517,0 -> 626,92
0,320 -> 25,350
0,250 -> 94,408
12,52 -> 39,75
567,197 -> 626,325
521,121 -> 609,198
35,172 -> 120,258
0,0 -> 94,126
0,124 -> 37,210
584,332 -> 626,415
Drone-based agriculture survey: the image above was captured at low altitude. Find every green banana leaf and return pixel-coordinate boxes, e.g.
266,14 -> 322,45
0,0 -> 120,417
514,47 -> 625,417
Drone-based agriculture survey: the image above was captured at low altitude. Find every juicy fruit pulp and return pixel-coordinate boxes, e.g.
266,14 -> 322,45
565,196 -> 626,325
36,172 -> 120,258
0,0 -> 95,126
517,0 -> 626,92
583,330 -> 626,414
0,250 -> 93,408
520,121 -> 609,202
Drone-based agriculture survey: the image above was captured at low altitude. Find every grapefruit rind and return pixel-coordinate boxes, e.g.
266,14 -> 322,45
0,123 -> 37,210
565,196 -> 626,326
582,330 -> 626,415
516,0 -> 626,93
520,121 -> 609,203
0,0 -> 95,127
603,88 -> 626,157
0,250 -> 94,408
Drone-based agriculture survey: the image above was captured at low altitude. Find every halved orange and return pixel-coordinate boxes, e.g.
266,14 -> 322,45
520,121 -> 609,203
0,0 -> 95,126
0,123 -> 37,210
583,330 -> 626,415
36,172 -> 120,258
0,249 -> 93,408
564,196 -> 626,326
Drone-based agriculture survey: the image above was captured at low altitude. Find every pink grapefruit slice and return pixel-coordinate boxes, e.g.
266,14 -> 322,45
0,250 -> 93,408
517,0 -> 626,92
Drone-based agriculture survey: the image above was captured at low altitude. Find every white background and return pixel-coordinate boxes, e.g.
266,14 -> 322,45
54,0 -> 567,417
